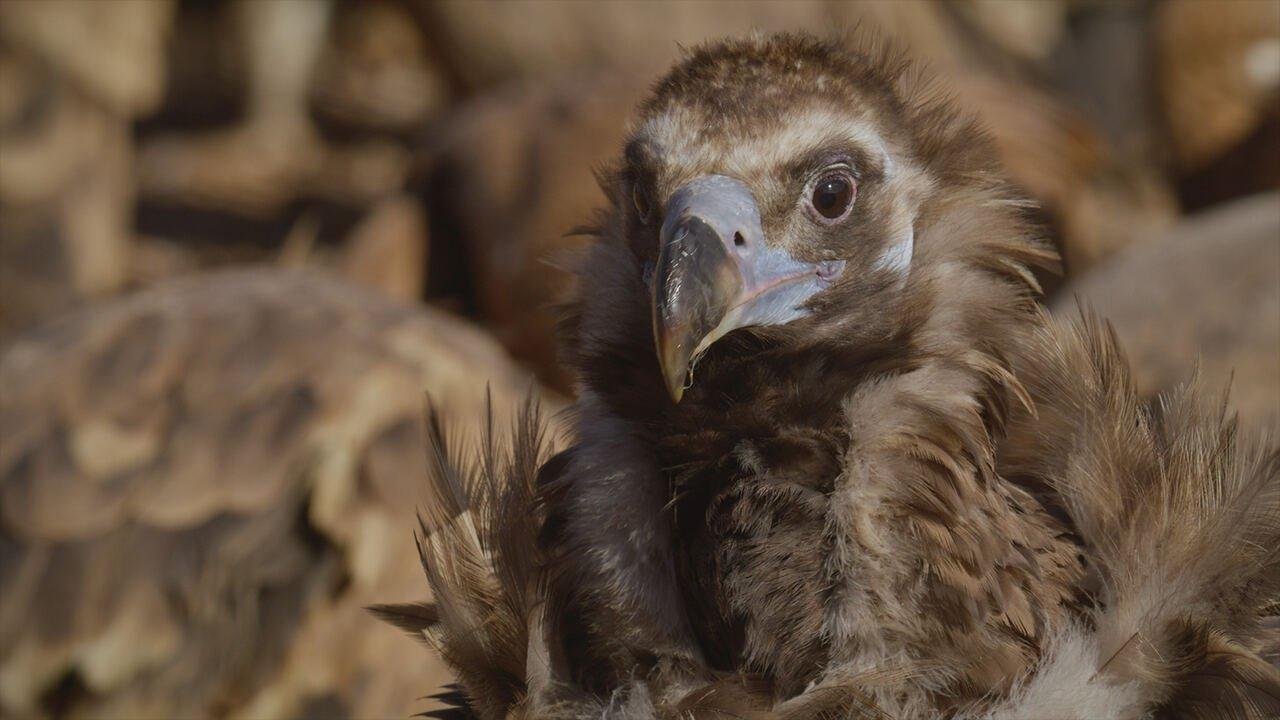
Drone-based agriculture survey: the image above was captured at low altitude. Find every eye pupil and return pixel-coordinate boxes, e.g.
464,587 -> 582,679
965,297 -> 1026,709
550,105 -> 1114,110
811,173 -> 854,220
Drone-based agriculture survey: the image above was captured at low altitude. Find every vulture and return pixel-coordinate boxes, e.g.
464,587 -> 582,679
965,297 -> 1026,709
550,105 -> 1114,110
0,268 -> 545,719
375,34 -> 1280,718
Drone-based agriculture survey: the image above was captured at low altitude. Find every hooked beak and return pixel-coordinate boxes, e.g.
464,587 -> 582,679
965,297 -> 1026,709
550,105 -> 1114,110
652,175 -> 844,403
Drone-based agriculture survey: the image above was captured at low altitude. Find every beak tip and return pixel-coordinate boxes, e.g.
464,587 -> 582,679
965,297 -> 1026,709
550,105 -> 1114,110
658,343 -> 688,404
666,378 -> 685,404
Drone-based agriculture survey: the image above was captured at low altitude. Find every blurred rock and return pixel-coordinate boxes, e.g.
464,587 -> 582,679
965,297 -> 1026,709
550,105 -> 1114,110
312,0 -> 450,134
1045,2 -> 1181,273
1054,192 -> 1280,431
340,195 -> 429,302
137,0 -> 413,216
954,0 -> 1067,63
138,124 -> 325,218
1179,111 -> 1280,213
946,69 -> 1175,275
0,0 -> 172,117
1051,3 -> 1160,167
0,59 -> 130,337
0,0 -> 171,339
238,0 -> 333,136
257,196 -> 428,304
1156,0 -> 1280,173
420,72 -> 644,390
136,0 -> 330,216
1050,163 -> 1177,274
128,236 -> 201,288
140,129 -> 411,217
415,0 -> 1069,93
0,268 -> 556,719
417,0 -> 832,91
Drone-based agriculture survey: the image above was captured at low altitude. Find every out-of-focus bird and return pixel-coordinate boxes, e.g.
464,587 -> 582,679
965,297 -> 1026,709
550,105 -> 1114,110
0,268 -> 545,719
376,35 -> 1280,718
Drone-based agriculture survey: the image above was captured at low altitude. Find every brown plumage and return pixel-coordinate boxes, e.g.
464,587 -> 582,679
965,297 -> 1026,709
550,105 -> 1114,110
0,268 -> 544,719
378,34 -> 1280,718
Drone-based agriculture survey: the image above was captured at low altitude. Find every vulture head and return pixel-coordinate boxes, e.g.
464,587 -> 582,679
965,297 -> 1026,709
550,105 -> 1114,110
570,33 -> 1046,413
630,39 -> 930,401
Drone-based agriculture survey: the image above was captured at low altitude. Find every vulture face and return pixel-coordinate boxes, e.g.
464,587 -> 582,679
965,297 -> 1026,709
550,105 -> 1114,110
623,39 -> 934,401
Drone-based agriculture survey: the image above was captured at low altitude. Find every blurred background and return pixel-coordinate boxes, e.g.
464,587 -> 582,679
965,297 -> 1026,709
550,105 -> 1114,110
0,0 -> 1276,718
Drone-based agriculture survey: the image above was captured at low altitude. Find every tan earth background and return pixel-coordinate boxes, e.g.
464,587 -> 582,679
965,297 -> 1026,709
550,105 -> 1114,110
0,1 -> 1277,718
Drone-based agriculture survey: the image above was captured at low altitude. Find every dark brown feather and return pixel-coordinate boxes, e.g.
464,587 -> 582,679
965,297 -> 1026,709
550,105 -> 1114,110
367,602 -> 440,639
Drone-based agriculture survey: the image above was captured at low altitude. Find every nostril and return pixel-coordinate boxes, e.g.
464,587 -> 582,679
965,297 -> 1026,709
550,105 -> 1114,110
733,232 -> 746,247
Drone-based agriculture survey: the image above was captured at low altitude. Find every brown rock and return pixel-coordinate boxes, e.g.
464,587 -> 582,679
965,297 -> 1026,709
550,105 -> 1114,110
418,0 -> 835,91
1157,0 -> 1280,172
0,48 -> 136,339
0,0 -> 172,116
1054,192 -> 1280,431
421,72 -> 644,390
312,0 -> 450,133
0,0 -> 171,336
340,195 -> 429,303
136,0 -> 412,215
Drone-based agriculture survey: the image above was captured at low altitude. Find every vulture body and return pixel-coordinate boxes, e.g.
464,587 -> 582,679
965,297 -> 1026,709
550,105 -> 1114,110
377,35 -> 1280,718
0,268 -> 542,719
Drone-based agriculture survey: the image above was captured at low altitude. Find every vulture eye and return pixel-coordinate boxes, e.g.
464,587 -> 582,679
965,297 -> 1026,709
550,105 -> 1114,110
808,169 -> 856,222
633,184 -> 652,223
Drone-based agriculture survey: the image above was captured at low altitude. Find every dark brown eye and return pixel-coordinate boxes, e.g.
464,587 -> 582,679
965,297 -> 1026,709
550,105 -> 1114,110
633,184 -> 651,223
809,171 -> 856,221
